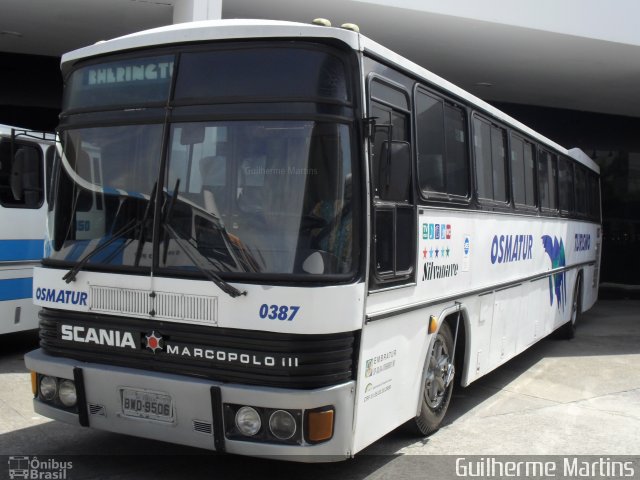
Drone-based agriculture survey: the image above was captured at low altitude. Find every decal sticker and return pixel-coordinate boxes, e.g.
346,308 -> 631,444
35,287 -> 88,306
462,234 -> 471,272
490,234 -> 533,264
259,304 -> 300,321
575,233 -> 591,251
542,235 -> 567,310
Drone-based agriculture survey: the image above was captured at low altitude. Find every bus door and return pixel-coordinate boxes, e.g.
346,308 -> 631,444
368,76 -> 415,288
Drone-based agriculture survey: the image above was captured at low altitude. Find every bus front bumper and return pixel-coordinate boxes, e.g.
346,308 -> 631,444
25,348 -> 355,462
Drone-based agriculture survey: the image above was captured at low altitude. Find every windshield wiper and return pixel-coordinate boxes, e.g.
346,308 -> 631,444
162,222 -> 247,298
63,182 -> 157,283
62,217 -> 137,283
133,182 -> 158,266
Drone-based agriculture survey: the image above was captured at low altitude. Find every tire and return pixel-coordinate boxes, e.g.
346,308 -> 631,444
408,321 -> 455,436
557,274 -> 582,340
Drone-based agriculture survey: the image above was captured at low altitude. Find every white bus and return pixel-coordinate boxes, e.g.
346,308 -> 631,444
0,125 -> 55,334
25,19 -> 601,461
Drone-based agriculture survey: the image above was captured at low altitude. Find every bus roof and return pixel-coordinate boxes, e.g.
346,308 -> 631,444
60,19 -> 598,174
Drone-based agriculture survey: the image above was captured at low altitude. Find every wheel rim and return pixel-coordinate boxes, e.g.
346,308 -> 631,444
424,334 -> 451,410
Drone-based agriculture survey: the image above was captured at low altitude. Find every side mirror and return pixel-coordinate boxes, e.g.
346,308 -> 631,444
10,147 -> 41,205
10,149 -> 27,200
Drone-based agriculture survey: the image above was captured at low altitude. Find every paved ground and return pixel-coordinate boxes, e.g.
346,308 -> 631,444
0,300 -> 638,479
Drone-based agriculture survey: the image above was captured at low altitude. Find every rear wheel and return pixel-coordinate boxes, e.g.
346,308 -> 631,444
409,321 -> 455,436
558,274 -> 582,339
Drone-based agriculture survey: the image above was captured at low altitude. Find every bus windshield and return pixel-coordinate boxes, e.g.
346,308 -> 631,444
48,120 -> 355,277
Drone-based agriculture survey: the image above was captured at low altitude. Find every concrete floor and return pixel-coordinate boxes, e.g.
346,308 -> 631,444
0,300 -> 638,478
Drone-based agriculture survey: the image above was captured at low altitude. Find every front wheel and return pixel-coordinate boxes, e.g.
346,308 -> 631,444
409,322 -> 455,436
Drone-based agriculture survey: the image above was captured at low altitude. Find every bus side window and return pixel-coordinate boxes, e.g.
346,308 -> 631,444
537,149 -> 558,212
415,89 -> 470,199
558,155 -> 575,214
473,116 -> 509,204
510,133 -> 536,208
0,141 -> 43,209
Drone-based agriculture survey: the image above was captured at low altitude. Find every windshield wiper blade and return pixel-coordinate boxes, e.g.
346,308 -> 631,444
62,217 -> 137,283
163,222 -> 247,298
133,182 -> 158,267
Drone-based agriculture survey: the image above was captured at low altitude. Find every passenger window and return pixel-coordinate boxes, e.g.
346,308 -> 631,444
510,134 -> 536,207
415,90 -> 469,198
574,164 -> 588,216
0,140 -> 43,209
558,156 -> 575,214
473,116 -> 508,202
537,149 -> 558,211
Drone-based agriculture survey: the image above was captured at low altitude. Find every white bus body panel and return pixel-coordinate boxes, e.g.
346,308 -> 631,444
352,209 -> 599,453
33,267 -> 365,335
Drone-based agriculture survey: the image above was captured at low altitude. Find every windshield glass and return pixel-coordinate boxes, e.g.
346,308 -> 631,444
47,125 -> 162,267
162,121 -> 354,275
47,121 -> 355,276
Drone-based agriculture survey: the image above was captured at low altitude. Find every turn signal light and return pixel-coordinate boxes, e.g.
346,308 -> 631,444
428,315 -> 438,334
306,408 -> 334,443
31,371 -> 37,396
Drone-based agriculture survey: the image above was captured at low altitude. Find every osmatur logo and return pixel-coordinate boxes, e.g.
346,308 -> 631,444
542,235 -> 566,310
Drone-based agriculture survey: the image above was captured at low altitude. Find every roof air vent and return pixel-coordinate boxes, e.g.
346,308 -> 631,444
341,23 -> 360,33
312,18 -> 332,27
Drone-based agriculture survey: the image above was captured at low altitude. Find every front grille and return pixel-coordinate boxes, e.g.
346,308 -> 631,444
39,308 -> 357,389
89,285 -> 217,325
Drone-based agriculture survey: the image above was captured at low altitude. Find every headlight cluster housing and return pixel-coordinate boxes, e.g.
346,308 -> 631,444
36,374 -> 78,410
224,404 -> 303,445
224,403 -> 335,446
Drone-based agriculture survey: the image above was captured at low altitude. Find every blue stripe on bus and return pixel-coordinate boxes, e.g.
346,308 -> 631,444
0,277 -> 33,301
0,239 -> 44,262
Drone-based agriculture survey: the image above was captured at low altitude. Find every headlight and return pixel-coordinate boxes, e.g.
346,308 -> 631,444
235,406 -> 261,436
39,376 -> 57,401
268,410 -> 296,440
58,379 -> 77,407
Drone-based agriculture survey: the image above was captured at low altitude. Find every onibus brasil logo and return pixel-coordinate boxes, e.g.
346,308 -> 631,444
542,235 -> 566,310
8,456 -> 72,479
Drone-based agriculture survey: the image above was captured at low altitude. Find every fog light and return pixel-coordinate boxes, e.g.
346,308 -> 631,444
39,376 -> 57,401
235,406 -> 261,436
269,410 -> 296,440
58,379 -> 77,407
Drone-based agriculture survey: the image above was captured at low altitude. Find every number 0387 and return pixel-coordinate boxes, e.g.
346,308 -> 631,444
259,304 -> 300,321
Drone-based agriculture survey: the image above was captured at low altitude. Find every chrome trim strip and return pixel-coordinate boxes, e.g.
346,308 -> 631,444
365,261 -> 595,323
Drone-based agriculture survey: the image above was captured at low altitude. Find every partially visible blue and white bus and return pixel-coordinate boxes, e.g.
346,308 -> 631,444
25,19 -> 601,461
0,125 -> 55,334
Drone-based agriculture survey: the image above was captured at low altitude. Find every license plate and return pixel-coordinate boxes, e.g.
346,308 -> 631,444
120,388 -> 174,423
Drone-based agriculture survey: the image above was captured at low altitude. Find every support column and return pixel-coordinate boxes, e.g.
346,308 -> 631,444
173,0 -> 222,23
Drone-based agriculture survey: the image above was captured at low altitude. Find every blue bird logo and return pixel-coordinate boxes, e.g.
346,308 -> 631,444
541,235 -> 566,310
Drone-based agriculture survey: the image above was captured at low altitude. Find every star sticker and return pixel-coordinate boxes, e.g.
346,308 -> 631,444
429,248 -> 434,258
435,248 -> 439,257
423,247 -> 428,259
446,247 -> 450,257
